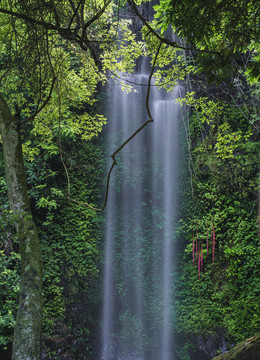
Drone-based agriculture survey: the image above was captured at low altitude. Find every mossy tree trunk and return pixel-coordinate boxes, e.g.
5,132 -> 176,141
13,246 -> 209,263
0,94 -> 42,360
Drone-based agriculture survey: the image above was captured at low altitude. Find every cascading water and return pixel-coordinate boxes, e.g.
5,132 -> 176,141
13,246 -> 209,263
101,61 -> 182,360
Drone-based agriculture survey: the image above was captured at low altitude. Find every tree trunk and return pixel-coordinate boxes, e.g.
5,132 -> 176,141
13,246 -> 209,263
0,94 -> 42,360
212,333 -> 260,360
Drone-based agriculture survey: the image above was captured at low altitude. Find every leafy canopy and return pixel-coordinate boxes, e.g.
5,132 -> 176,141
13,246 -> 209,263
154,0 -> 260,82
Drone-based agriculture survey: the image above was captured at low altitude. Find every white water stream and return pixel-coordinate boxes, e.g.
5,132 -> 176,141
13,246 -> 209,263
101,68 -> 181,360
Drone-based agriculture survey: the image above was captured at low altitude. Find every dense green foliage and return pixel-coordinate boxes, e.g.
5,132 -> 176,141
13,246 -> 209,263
0,129 -> 105,357
0,1 -> 142,358
0,151 -> 19,350
0,0 -> 259,359
0,229 -> 20,348
145,1 -> 260,357
171,55 -> 260,360
173,95 -> 259,357
154,0 -> 260,83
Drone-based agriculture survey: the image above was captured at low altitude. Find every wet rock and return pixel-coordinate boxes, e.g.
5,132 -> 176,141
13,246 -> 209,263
41,321 -> 74,360
193,330 -> 229,358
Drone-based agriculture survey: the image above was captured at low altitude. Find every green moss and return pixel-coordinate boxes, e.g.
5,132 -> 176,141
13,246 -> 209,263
213,334 -> 260,360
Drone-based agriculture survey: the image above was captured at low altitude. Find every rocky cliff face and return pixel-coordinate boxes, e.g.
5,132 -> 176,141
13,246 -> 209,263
212,334 -> 260,360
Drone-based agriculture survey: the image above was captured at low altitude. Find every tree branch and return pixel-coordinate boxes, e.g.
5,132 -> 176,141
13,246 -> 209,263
63,43 -> 162,212
127,0 -> 220,56
21,30 -> 56,124
20,76 -> 56,124
68,0 -> 84,30
83,0 -> 113,30
0,8 -> 57,31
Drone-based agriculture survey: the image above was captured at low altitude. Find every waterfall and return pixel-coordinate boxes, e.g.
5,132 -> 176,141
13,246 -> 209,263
101,66 -> 181,360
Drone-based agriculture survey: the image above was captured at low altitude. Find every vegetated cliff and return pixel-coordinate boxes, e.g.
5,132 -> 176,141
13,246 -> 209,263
212,333 -> 260,360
